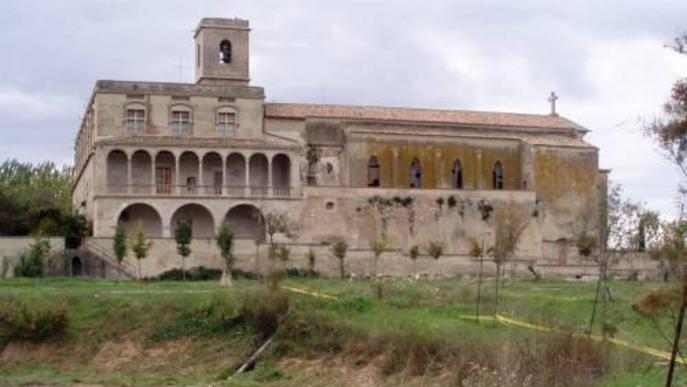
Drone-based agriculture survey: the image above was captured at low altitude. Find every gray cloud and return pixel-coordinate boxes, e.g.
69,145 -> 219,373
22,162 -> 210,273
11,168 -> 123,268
1,0 -> 686,216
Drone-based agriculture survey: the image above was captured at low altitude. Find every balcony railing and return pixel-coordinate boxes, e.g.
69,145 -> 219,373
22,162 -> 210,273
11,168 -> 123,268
105,184 -> 297,198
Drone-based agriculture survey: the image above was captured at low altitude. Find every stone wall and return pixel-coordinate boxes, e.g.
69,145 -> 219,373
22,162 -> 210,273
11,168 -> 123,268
0,237 -> 65,278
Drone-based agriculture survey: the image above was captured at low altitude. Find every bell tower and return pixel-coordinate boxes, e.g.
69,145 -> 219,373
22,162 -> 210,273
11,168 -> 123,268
194,18 -> 250,86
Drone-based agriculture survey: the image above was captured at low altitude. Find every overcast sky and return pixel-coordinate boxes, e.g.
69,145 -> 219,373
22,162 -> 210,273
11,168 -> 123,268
1,1 -> 686,216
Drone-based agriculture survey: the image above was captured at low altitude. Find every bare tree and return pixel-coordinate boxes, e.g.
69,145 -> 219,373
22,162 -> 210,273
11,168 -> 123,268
491,203 -> 530,312
641,32 -> 687,387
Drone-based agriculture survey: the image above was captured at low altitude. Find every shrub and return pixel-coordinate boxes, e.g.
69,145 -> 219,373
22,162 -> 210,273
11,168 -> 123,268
156,266 -> 222,281
14,237 -> 50,278
150,298 -> 239,341
0,298 -> 69,345
238,289 -> 290,339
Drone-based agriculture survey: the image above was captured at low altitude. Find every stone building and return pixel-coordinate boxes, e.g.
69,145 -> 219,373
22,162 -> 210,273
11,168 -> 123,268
71,18 -> 608,278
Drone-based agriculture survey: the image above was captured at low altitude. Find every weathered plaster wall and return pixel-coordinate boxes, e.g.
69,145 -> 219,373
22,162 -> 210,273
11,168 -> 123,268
95,93 -> 264,139
347,135 -> 522,190
533,146 -> 601,244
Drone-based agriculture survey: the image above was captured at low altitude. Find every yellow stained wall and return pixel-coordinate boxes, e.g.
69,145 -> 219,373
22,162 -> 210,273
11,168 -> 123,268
359,140 -> 522,190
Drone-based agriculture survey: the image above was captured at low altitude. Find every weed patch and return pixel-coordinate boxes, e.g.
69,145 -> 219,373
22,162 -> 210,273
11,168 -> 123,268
0,297 -> 69,345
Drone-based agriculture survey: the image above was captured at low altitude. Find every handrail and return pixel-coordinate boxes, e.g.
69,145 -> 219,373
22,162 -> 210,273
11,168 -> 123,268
83,238 -> 136,278
104,184 -> 299,198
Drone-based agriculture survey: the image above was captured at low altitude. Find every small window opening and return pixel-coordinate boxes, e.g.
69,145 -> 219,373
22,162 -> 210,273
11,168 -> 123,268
326,162 -> 334,175
325,201 -> 335,210
367,156 -> 380,187
452,159 -> 463,189
493,161 -> 504,190
219,40 -> 232,63
410,158 -> 422,188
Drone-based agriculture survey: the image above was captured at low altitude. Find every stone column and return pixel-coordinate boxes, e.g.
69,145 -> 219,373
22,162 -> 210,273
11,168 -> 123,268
221,154 -> 227,195
175,154 -> 181,195
391,148 -> 399,187
126,152 -> 132,194
267,155 -> 273,197
198,154 -> 204,193
151,151 -> 157,195
475,151 -> 483,190
244,153 -> 251,196
435,151 -> 442,189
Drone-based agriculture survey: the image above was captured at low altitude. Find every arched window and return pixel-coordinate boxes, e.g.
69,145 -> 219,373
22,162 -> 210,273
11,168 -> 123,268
410,158 -> 422,188
493,161 -> 504,190
367,156 -> 380,187
219,40 -> 232,63
452,159 -> 463,189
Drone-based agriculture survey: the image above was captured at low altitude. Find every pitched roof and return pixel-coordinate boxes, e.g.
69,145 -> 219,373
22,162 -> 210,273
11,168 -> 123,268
264,103 -> 587,131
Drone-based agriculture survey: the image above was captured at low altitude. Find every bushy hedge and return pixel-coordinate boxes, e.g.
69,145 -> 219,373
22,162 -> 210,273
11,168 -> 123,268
0,298 -> 69,345
156,266 -> 222,281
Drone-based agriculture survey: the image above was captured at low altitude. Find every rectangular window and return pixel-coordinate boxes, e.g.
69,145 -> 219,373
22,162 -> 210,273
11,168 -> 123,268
126,109 -> 145,135
217,112 -> 235,137
171,110 -> 192,136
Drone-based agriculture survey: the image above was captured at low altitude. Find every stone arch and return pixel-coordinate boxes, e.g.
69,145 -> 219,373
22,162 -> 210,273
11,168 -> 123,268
131,150 -> 152,193
225,204 -> 265,241
117,203 -> 163,237
452,159 -> 463,189
170,203 -> 215,238
367,156 -> 380,187
493,161 -> 504,190
272,154 -> 291,194
410,158 -> 422,188
155,151 -> 176,194
226,153 -> 246,194
249,153 -> 268,195
202,152 -> 223,195
107,149 -> 127,193
179,151 -> 199,194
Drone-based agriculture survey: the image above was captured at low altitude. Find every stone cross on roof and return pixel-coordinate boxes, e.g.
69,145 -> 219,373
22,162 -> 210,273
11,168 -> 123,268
548,91 -> 559,116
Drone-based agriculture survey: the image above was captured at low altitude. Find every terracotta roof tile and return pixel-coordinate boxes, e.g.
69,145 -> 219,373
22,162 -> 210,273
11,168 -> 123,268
264,103 -> 587,131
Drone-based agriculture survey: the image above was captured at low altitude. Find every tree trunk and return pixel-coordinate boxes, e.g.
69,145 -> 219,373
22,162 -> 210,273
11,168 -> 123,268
339,258 -> 345,279
665,280 -> 687,387
220,264 -> 233,287
374,255 -> 378,278
182,256 -> 186,281
589,262 -> 603,335
137,259 -> 142,280
476,254 -> 484,323
495,261 -> 501,315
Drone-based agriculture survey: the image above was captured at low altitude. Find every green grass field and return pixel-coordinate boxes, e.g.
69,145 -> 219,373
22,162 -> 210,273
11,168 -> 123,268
0,276 -> 684,386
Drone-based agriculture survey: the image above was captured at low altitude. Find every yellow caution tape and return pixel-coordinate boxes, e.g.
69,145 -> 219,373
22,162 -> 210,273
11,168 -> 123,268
282,286 -> 338,300
492,313 -> 686,366
284,286 -> 683,365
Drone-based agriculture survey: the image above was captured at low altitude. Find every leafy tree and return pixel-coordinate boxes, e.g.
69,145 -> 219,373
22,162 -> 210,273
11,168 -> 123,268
306,248 -> 316,277
408,244 -> 420,277
426,240 -> 444,260
370,235 -> 388,278
0,160 -> 74,236
14,237 -> 50,278
112,224 -> 128,277
174,220 -> 192,280
641,32 -> 687,386
331,237 -> 348,279
216,222 -> 235,287
130,221 -> 152,280
264,212 -> 290,273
